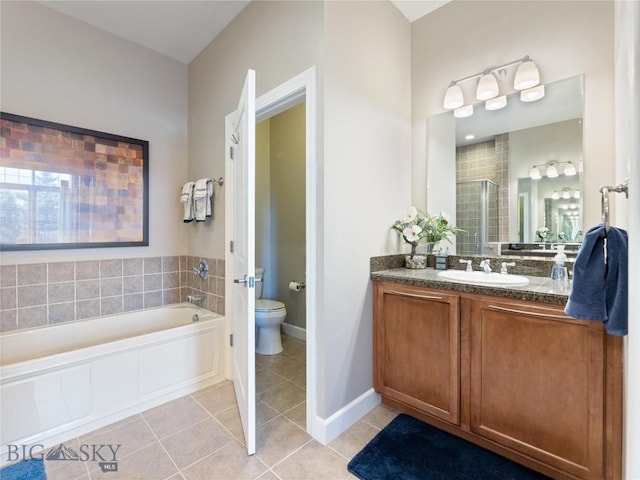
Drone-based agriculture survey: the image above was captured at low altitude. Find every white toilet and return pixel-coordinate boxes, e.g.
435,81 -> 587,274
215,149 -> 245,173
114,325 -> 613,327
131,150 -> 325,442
255,268 -> 287,355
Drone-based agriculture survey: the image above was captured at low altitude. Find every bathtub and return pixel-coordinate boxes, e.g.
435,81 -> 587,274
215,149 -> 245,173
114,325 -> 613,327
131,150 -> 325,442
0,304 -> 225,452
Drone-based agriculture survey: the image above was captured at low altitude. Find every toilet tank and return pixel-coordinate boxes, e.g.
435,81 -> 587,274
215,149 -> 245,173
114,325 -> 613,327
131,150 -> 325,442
255,268 -> 264,299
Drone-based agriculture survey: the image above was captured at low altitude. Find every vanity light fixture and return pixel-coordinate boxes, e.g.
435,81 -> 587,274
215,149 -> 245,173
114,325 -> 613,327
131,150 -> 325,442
552,191 -> 560,200
443,82 -> 464,109
485,95 -> 507,111
476,72 -> 500,101
562,188 -> 571,199
563,161 -> 577,176
514,56 -> 541,90
442,55 -> 543,116
454,104 -> 474,118
521,84 -> 545,102
529,165 -> 542,180
546,163 -> 559,178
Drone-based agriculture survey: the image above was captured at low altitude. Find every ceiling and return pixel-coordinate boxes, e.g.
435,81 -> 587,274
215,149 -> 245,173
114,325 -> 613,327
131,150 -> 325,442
38,0 -> 450,64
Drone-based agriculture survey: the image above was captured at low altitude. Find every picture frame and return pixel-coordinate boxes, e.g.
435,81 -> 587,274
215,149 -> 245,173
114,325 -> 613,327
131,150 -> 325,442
0,112 -> 149,250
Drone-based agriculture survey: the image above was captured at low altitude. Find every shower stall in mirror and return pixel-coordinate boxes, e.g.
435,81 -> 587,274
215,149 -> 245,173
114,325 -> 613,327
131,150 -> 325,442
456,179 -> 499,255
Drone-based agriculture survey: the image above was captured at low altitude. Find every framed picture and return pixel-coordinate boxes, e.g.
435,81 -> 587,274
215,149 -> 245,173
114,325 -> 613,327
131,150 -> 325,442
0,112 -> 149,250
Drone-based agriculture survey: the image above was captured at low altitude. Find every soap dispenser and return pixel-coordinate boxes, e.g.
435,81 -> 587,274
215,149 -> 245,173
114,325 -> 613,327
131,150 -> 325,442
550,245 -> 568,292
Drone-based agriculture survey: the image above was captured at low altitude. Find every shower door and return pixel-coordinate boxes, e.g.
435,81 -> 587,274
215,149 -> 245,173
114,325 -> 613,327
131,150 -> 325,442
456,179 -> 499,256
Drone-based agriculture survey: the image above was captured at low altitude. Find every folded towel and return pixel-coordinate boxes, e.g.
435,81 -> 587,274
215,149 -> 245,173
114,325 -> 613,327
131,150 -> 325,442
180,182 -> 195,223
206,179 -> 213,217
565,224 -> 628,335
193,178 -> 212,222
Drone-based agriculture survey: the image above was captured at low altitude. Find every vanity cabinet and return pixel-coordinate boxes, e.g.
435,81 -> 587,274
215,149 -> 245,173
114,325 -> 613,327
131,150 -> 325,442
373,282 -> 460,425
373,281 -> 622,480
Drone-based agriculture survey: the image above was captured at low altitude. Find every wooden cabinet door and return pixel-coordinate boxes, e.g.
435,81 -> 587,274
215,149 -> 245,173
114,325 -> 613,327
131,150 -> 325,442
469,299 -> 605,479
374,282 -> 460,425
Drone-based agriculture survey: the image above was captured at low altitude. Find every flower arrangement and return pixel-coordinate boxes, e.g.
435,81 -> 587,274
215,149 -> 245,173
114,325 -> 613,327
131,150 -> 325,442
392,206 -> 459,258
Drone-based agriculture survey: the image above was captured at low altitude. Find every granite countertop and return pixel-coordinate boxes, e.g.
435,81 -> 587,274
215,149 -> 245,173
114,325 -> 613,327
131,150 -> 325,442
371,267 -> 570,306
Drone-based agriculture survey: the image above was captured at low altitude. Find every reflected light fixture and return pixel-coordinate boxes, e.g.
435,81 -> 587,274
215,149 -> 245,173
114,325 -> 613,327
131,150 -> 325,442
476,72 -> 499,101
546,163 -> 559,178
454,104 -> 474,118
529,166 -> 542,180
562,188 -> 571,199
521,84 -> 545,102
552,191 -> 560,200
485,95 -> 507,111
514,56 -> 541,90
443,82 -> 464,109
563,161 -> 577,176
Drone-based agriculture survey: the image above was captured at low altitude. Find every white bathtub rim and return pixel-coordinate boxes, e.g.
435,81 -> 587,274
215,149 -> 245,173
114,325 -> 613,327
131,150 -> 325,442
1,305 -> 223,380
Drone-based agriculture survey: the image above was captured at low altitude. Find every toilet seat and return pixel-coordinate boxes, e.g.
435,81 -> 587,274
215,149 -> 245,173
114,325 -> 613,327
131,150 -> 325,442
256,299 -> 286,312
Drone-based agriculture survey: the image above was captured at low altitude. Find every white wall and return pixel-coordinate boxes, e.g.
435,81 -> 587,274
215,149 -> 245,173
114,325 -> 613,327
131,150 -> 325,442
616,1 -> 640,478
411,0 -> 614,235
0,1 -> 188,264
187,0 -> 323,260
322,0 -> 411,417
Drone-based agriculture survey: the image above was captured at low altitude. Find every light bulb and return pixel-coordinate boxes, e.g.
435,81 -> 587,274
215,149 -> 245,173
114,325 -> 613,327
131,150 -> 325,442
476,73 -> 499,101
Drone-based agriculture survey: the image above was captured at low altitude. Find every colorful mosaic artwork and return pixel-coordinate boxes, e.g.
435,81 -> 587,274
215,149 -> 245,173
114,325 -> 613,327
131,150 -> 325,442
0,112 -> 148,249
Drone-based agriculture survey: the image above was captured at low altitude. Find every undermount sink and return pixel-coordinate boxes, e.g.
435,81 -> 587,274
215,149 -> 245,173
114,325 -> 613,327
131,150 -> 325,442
437,270 -> 530,287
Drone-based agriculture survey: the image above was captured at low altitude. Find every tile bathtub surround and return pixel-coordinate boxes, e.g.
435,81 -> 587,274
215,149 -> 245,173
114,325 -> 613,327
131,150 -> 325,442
0,255 -> 225,333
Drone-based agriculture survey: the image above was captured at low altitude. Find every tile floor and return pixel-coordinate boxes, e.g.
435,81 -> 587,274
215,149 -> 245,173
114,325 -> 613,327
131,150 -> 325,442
38,335 -> 399,480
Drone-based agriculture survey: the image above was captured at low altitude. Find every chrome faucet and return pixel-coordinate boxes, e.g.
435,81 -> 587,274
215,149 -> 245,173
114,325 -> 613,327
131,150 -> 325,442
186,293 -> 205,305
192,260 -> 209,280
459,259 -> 473,272
479,259 -> 492,273
500,261 -> 516,275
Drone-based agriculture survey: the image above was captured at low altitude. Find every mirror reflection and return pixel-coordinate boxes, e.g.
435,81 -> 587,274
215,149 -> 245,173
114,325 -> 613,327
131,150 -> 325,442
427,75 -> 584,256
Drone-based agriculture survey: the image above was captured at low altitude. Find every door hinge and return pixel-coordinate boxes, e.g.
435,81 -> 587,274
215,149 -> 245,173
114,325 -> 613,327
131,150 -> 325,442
229,240 -> 234,252
230,334 -> 233,347
230,146 -> 234,159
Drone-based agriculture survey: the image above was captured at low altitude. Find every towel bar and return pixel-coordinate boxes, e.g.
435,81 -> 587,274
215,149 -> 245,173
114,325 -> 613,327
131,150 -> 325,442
179,177 -> 224,191
599,178 -> 629,232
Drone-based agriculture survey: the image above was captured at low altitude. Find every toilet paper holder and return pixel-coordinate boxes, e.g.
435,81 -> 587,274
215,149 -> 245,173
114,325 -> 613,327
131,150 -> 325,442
288,281 -> 306,292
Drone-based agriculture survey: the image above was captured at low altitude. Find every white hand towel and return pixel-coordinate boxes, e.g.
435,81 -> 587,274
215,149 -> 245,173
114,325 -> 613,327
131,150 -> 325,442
180,182 -> 195,222
206,179 -> 213,218
193,178 -> 209,222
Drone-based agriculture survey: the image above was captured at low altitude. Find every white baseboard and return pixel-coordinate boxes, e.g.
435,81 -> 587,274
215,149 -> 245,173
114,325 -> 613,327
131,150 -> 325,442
308,388 -> 381,445
282,322 -> 306,341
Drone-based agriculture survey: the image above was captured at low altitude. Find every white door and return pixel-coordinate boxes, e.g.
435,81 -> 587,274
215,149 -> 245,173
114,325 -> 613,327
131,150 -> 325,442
230,69 -> 256,455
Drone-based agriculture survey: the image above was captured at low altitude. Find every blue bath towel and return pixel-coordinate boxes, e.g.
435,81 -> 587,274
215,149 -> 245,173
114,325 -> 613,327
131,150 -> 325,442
565,224 -> 628,335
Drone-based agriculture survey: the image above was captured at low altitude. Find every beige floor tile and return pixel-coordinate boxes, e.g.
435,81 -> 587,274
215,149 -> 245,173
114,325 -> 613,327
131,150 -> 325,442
142,396 -> 211,439
283,402 -> 306,430
161,418 -> 234,469
42,438 -> 90,480
181,440 -> 268,480
360,404 -> 398,430
256,368 -> 288,394
215,405 -> 246,443
90,441 -> 178,480
289,371 -> 306,389
255,471 -> 279,480
193,381 -> 237,416
255,353 -> 286,372
80,415 -> 156,459
282,338 -> 306,360
328,420 -> 380,460
271,357 -> 305,381
256,400 -> 280,427
272,440 -> 349,480
258,380 -> 305,414
255,416 -> 311,467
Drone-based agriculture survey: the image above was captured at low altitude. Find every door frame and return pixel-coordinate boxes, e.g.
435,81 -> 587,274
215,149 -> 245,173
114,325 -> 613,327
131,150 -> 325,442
225,66 -> 319,442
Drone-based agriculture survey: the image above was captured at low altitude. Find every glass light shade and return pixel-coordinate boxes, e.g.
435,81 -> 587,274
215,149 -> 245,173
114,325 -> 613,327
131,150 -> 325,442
454,104 -> 474,118
546,164 -> 558,178
485,95 -> 507,111
574,190 -> 580,199
563,161 -> 577,176
552,191 -> 560,200
521,84 -> 545,102
443,84 -> 464,109
529,166 -> 542,180
514,60 -> 540,90
562,189 -> 571,199
476,73 -> 499,101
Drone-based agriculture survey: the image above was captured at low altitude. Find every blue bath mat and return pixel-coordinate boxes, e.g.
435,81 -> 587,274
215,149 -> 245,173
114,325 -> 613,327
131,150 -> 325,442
348,414 -> 551,480
0,458 -> 47,480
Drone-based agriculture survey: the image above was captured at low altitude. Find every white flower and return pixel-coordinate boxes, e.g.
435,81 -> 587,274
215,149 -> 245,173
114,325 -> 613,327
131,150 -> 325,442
401,206 -> 418,223
402,225 -> 422,243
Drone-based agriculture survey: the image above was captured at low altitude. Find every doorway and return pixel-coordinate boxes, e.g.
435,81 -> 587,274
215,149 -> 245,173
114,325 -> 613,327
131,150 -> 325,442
225,67 -> 318,450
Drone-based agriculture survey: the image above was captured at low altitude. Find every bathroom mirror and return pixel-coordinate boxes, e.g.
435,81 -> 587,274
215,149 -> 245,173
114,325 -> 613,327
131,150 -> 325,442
426,75 -> 584,256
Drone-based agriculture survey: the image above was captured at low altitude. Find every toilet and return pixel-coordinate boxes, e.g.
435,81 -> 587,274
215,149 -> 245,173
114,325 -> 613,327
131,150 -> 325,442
255,268 -> 287,355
